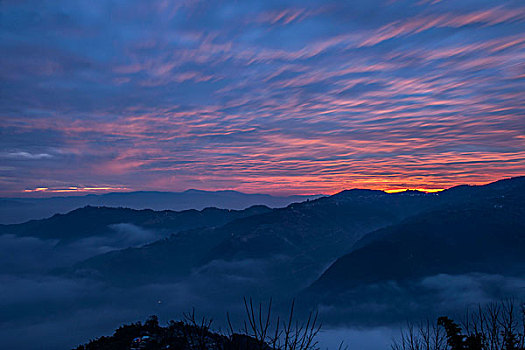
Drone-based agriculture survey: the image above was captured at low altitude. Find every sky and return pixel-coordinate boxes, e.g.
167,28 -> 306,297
1,0 -> 524,196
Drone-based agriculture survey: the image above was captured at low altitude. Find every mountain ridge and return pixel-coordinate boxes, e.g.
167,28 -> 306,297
304,177 -> 525,305
0,190 -> 323,224
0,204 -> 272,242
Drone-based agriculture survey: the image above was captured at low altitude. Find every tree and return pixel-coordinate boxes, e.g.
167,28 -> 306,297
393,300 -> 525,350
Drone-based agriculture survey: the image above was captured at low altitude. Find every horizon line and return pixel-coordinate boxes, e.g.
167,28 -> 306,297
5,175 -> 523,198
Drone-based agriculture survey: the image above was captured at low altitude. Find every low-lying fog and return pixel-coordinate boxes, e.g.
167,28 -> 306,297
1,228 -> 524,349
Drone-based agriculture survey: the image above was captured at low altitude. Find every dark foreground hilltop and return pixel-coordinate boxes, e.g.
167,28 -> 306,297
75,299 -> 321,350
74,315 -> 268,350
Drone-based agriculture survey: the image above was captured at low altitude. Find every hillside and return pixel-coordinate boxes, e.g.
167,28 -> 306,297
70,187 -> 440,288
71,177 -> 525,292
305,178 -> 525,314
0,205 -> 271,242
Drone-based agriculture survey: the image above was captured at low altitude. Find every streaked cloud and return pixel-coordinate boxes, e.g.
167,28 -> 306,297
1,0 -> 524,195
1,152 -> 54,160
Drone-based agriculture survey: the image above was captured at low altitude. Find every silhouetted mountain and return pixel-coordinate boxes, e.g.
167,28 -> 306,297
0,190 -> 322,224
307,177 -> 525,298
71,186 -> 440,288
71,177 -> 525,299
2,177 -> 524,347
0,205 -> 271,242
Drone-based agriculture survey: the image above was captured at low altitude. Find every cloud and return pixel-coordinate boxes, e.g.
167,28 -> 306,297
0,152 -> 53,160
0,224 -> 159,275
420,273 -> 525,307
0,226 -> 524,350
314,273 -> 525,327
1,0 -> 524,196
106,223 -> 158,246
0,256 -> 289,349
0,234 -> 59,274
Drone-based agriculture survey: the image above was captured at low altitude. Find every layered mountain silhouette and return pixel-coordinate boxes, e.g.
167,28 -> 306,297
0,190 -> 321,224
300,177 -> 525,320
309,195 -> 525,291
0,205 -> 271,242
68,188 -> 441,287
3,177 -> 523,310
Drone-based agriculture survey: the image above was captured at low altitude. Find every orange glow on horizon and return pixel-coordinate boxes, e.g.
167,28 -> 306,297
23,187 -> 49,193
16,176 -> 520,197
19,184 -> 453,196
23,186 -> 129,194
384,188 -> 445,194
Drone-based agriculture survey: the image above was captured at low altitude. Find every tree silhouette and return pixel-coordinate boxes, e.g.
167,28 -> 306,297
393,300 -> 525,350
438,317 -> 482,350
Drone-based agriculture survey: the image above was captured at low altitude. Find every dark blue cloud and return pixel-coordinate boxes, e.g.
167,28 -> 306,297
1,0 -> 524,195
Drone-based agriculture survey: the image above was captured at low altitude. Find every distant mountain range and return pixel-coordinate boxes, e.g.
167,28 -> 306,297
0,190 -> 322,224
2,176 -> 524,324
